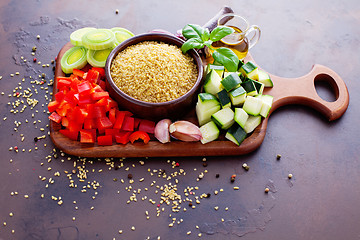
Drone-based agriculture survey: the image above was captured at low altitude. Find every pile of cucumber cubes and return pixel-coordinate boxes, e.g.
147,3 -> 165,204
197,61 -> 274,146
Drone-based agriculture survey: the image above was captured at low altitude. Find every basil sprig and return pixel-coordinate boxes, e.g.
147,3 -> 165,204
181,24 -> 240,72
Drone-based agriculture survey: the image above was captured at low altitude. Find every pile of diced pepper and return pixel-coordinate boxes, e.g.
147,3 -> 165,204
48,66 -> 155,145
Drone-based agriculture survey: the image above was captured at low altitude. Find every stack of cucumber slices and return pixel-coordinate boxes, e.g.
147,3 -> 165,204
197,61 -> 274,146
61,27 -> 134,74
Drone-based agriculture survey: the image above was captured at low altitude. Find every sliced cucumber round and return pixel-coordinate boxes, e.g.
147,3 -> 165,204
61,46 -> 88,74
70,27 -> 97,46
81,29 -> 115,50
87,48 -> 113,68
111,27 -> 134,45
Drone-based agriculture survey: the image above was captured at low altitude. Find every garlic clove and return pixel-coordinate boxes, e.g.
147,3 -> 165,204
154,119 -> 172,143
169,120 -> 202,142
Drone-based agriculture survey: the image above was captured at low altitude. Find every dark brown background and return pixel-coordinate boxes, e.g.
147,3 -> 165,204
0,0 -> 359,239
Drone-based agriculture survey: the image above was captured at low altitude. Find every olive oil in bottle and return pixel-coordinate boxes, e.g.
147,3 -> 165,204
211,26 -> 249,60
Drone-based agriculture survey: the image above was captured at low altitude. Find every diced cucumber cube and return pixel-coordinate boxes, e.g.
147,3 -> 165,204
196,102 -> 221,126
217,89 -> 231,108
204,69 -> 223,95
223,71 -> 232,79
243,115 -> 262,133
234,108 -> 249,128
198,93 -> 219,106
243,96 -> 262,116
211,107 -> 235,130
258,69 -> 273,87
250,79 -> 265,95
237,60 -> 244,71
205,64 -> 225,77
240,61 -> 258,80
257,94 -> 273,118
221,72 -> 242,92
229,86 -> 246,106
241,80 -> 258,96
200,121 -> 220,144
225,123 -> 247,146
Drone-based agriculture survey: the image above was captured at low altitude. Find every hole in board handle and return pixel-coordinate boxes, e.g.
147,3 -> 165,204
314,74 -> 338,102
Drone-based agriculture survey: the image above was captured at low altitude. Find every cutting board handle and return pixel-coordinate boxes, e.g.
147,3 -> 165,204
268,64 -> 349,121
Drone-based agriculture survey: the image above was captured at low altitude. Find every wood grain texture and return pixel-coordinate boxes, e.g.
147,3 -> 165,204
50,42 -> 349,157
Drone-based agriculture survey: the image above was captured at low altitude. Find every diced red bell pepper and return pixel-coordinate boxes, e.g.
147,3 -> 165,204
92,106 -> 106,118
80,129 -> 96,143
105,99 -> 118,112
105,128 -> 120,141
77,81 -> 93,96
69,78 -> 81,92
98,128 -> 105,135
97,135 -> 113,146
48,100 -> 60,113
92,91 -> 109,101
49,112 -> 62,124
95,97 -> 108,106
61,116 -> 69,128
80,64 -> 92,74
85,69 -> 100,83
138,119 -> 156,134
123,111 -> 134,117
64,90 -> 79,105
96,116 -> 113,130
78,94 -> 93,105
59,129 -> 79,141
84,118 -> 96,129
69,74 -> 79,82
73,69 -> 85,79
93,85 -> 105,93
115,131 -> 132,144
109,108 -> 117,124
134,118 -> 141,129
121,116 -> 134,132
56,101 -> 72,117
73,107 -> 88,124
91,67 -> 105,79
98,80 -> 106,91
57,78 -> 72,90
113,111 -> 126,129
85,104 -> 95,118
67,121 -> 83,132
54,91 -> 65,102
129,131 -> 150,144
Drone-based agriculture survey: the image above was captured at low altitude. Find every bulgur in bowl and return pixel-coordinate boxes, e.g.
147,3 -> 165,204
105,33 -> 204,121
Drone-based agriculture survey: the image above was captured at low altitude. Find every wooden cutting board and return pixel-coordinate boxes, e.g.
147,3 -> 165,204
49,41 -> 349,158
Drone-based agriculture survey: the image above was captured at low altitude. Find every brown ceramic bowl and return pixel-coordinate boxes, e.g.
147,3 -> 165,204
105,33 -> 204,121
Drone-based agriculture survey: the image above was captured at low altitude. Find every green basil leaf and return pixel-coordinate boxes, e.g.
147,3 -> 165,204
201,28 -> 210,42
210,26 -> 235,42
203,40 -> 213,48
182,24 -> 205,40
212,47 -> 239,72
181,38 -> 204,53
